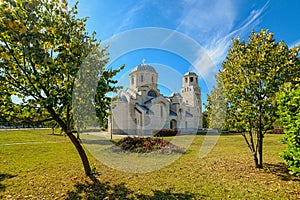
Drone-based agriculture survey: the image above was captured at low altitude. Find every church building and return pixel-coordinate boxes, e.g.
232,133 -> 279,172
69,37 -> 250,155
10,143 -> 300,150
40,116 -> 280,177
109,62 -> 202,136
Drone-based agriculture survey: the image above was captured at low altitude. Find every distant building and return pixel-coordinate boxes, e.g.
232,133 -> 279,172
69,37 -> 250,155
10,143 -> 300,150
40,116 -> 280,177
109,62 -> 202,136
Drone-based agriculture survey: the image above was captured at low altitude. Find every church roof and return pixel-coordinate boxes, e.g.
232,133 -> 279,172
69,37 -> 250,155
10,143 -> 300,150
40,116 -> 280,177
170,110 -> 177,116
136,103 -> 154,115
169,92 -> 181,98
184,71 -> 197,76
144,97 -> 155,104
131,64 -> 156,73
185,111 -> 193,117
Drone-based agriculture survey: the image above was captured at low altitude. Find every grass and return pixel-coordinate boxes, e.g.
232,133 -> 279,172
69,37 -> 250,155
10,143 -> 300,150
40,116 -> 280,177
0,130 -> 299,199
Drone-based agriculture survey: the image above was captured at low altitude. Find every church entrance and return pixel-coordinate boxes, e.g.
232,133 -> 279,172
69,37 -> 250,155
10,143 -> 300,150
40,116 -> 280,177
170,119 -> 177,130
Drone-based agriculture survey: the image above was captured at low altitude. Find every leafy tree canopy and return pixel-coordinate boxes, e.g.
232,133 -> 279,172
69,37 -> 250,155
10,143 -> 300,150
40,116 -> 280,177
0,0 -> 123,176
215,29 -> 300,168
277,83 -> 300,175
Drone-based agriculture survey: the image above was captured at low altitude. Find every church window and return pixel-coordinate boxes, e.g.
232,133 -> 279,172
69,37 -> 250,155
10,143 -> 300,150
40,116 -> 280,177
185,77 -> 188,83
148,90 -> 157,97
190,77 -> 194,82
160,105 -> 163,118
185,121 -> 188,128
196,77 -> 198,83
132,77 -> 134,84
151,76 -> 154,83
141,75 -> 144,82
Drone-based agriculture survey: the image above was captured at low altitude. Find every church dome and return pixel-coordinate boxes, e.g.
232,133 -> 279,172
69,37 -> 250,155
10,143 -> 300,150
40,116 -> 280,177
131,64 -> 156,73
184,71 -> 197,76
169,92 -> 181,98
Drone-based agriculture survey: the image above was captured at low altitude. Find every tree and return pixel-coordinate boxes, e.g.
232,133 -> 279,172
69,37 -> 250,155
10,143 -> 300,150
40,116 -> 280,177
204,73 -> 227,132
202,111 -> 209,129
220,29 -> 300,168
0,0 -> 120,176
95,67 -> 124,129
277,82 -> 300,175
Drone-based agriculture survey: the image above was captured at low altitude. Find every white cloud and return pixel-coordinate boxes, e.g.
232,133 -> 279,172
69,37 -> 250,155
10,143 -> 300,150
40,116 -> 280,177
175,0 -> 270,87
178,0 -> 236,39
104,0 -> 270,89
115,3 -> 145,33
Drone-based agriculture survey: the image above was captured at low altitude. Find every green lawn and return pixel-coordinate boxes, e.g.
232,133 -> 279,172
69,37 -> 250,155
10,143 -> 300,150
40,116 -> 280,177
0,130 -> 299,199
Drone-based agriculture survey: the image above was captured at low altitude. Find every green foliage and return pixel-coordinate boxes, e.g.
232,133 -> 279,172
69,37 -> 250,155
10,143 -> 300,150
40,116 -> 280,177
204,73 -> 227,131
0,0 -> 96,131
219,29 -> 300,168
72,46 -> 123,131
201,111 -> 209,129
277,83 -> 300,175
95,66 -> 124,129
0,0 -> 121,175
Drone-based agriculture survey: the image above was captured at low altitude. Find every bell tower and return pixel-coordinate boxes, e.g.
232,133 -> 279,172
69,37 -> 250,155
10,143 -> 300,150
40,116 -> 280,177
180,72 -> 201,107
180,71 -> 202,129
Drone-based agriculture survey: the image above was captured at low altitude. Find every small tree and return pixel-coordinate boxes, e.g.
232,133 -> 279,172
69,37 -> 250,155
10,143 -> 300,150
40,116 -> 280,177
95,67 -> 124,129
277,83 -> 300,175
204,73 -> 227,132
0,0 -> 121,176
220,29 -> 300,168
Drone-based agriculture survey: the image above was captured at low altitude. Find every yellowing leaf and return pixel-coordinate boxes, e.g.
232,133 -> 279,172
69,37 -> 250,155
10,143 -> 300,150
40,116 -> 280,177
20,26 -> 26,35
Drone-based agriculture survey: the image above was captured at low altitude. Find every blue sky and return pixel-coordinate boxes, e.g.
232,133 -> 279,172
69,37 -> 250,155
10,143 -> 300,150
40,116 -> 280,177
72,0 -> 300,106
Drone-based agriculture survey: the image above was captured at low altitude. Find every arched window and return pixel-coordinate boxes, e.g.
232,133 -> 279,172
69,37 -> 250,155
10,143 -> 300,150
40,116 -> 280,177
148,90 -> 157,97
141,75 -> 144,82
185,77 -> 188,83
190,77 -> 194,82
160,104 -> 163,118
131,77 -> 134,84
151,76 -> 154,83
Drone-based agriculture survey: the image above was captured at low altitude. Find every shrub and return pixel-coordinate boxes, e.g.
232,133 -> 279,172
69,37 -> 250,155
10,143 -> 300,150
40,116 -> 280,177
153,129 -> 180,137
277,83 -> 300,175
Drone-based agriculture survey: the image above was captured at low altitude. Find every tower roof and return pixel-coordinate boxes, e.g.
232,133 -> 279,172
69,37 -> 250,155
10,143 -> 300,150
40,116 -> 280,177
131,64 -> 156,73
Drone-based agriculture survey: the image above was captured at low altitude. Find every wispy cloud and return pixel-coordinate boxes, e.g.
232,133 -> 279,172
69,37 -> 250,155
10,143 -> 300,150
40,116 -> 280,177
105,0 -> 270,88
115,3 -> 145,33
175,0 -> 269,87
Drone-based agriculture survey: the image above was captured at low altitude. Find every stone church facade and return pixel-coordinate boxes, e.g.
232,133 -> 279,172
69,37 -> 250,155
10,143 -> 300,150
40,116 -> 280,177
109,63 -> 202,136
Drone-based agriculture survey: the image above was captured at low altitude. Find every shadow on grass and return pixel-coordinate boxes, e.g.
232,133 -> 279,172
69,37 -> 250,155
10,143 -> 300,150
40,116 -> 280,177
48,133 -> 66,137
81,139 -> 113,146
265,162 -> 300,181
66,175 -> 196,200
0,173 -> 16,192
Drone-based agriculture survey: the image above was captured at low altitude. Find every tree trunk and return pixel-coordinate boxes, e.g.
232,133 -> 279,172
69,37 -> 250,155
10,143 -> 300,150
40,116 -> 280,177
257,132 -> 263,168
46,106 -> 91,176
257,105 -> 263,169
66,131 -> 91,176
253,152 -> 259,168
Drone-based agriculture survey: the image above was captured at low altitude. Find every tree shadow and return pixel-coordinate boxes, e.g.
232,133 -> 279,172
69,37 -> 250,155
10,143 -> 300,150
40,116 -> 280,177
81,139 -> 112,145
137,189 -> 196,200
66,175 -> 196,199
0,173 -> 16,192
264,162 -> 300,181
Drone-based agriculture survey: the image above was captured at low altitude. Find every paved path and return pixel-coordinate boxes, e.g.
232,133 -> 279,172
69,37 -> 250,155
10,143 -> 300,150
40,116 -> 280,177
0,141 -> 67,146
81,131 -> 128,139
